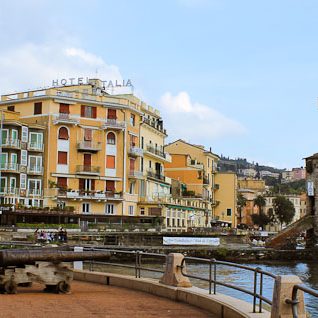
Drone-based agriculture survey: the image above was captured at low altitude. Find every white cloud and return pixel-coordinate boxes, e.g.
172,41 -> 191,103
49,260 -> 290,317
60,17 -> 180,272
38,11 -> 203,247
159,91 -> 246,143
0,43 -> 123,94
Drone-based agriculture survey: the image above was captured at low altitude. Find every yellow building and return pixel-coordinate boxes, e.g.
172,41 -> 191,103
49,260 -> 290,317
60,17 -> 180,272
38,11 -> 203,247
0,79 -> 169,228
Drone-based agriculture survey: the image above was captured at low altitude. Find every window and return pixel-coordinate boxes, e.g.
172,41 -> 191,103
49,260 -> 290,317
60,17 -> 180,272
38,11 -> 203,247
107,109 -> 117,119
57,177 -> 67,189
1,129 -> 8,144
21,126 -> 28,142
21,150 -> 27,166
20,174 -> 26,189
105,204 -> 115,215
81,105 -> 97,118
140,157 -> 144,172
7,106 -> 15,112
0,177 -> 7,192
106,180 -> 115,192
29,155 -> 42,170
149,160 -> 152,169
128,205 -> 134,215
28,179 -> 41,195
58,127 -> 69,140
82,203 -> 90,213
107,132 -> 116,145
11,153 -> 17,164
167,218 -> 170,227
130,135 -> 137,147
34,102 -> 42,115
227,208 -> 232,216
9,177 -> 16,192
11,129 -> 18,141
58,151 -> 68,164
29,132 -> 43,146
106,155 -> 115,169
59,103 -> 69,114
84,128 -> 92,141
140,207 -> 145,215
130,114 -> 135,126
83,153 -> 91,166
141,137 -> 144,149
129,182 -> 135,194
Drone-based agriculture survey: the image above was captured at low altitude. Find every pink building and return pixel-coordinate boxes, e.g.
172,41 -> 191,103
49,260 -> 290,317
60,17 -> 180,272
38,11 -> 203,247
292,168 -> 306,181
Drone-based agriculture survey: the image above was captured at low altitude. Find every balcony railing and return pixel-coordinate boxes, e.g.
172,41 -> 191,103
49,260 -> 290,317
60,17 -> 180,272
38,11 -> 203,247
2,138 -> 21,148
77,141 -> 102,152
145,145 -> 168,159
58,190 -> 123,200
27,165 -> 44,175
52,113 -> 79,125
27,189 -> 42,197
143,117 -> 167,134
76,165 -> 100,175
128,170 -> 144,179
147,170 -> 165,181
28,142 -> 44,152
101,119 -> 126,130
0,163 -> 20,172
0,187 -> 19,195
128,146 -> 143,157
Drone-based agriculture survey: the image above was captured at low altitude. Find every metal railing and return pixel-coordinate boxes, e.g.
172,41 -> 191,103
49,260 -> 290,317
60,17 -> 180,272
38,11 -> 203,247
27,142 -> 44,151
285,284 -> 318,318
178,256 -> 277,313
76,165 -> 100,174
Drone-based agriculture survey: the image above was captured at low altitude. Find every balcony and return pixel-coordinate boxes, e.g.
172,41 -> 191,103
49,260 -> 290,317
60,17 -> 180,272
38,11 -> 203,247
76,165 -> 100,175
77,141 -> 102,152
128,170 -> 144,179
147,170 -> 165,182
0,187 -> 19,196
52,113 -> 79,125
58,190 -> 123,201
27,165 -> 44,175
101,119 -> 126,130
2,138 -> 21,149
27,189 -> 42,197
128,146 -> 143,157
28,142 -> 44,152
145,145 -> 171,162
142,117 -> 167,135
203,175 -> 209,185
0,163 -> 20,173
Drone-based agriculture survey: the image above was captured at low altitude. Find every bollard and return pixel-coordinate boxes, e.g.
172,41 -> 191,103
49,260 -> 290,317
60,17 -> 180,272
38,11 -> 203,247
271,275 -> 306,318
160,253 -> 192,288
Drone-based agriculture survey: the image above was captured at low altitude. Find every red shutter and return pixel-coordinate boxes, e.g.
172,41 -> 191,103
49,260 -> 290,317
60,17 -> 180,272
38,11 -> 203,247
34,102 -> 42,115
84,154 -> 91,166
106,181 -> 115,192
57,177 -> 67,188
92,106 -> 97,118
129,159 -> 135,171
58,127 -> 69,140
106,156 -> 115,168
59,103 -> 69,114
91,179 -> 95,191
108,109 -> 117,119
84,129 -> 92,141
79,179 -> 85,190
58,151 -> 68,164
81,105 -> 85,117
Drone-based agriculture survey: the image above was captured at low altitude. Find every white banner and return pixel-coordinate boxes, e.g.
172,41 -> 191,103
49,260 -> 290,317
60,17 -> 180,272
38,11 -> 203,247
163,237 -> 220,246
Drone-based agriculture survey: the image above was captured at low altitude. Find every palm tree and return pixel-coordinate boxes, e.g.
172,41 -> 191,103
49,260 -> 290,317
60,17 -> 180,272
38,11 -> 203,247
254,195 -> 266,215
237,193 -> 247,224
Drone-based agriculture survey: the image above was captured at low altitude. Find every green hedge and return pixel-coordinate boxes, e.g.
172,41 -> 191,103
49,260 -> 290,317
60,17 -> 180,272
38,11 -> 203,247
16,223 -> 80,229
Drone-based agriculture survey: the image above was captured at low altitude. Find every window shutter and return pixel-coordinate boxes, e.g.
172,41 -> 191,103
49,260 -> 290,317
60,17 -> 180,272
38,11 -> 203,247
92,107 -> 97,118
129,159 -> 135,171
84,129 -> 92,141
58,151 -> 68,164
57,177 -> 67,189
84,154 -> 91,166
58,127 -> 69,140
106,181 -> 115,192
34,102 -> 42,115
59,103 -> 70,114
21,126 -> 28,142
79,179 -> 85,190
91,179 -> 95,191
106,155 -> 115,169
81,105 -> 85,117
108,109 -> 117,119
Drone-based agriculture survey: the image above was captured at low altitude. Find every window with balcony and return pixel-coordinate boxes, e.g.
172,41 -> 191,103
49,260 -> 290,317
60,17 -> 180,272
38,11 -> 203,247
106,180 -> 115,193
11,129 -> 18,141
106,155 -> 115,169
130,135 -> 137,147
28,179 -> 41,195
82,203 -> 90,213
129,181 -> 135,194
57,177 -> 67,189
107,109 -> 117,119
59,103 -> 70,114
9,177 -> 16,193
20,174 -> 26,190
0,177 -> 6,193
81,105 -> 97,118
29,155 -> 42,173
21,150 -> 27,166
34,102 -> 42,115
58,151 -> 68,164
1,129 -> 8,144
58,127 -> 69,140
84,128 -> 92,141
29,132 -> 43,148
105,204 -> 115,215
107,132 -> 116,145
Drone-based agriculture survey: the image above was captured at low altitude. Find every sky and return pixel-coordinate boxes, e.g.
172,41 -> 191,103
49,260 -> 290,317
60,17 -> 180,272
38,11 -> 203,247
0,0 -> 318,169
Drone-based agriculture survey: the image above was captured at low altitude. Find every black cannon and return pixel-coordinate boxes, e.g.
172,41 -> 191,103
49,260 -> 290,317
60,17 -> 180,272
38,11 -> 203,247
0,248 -> 111,294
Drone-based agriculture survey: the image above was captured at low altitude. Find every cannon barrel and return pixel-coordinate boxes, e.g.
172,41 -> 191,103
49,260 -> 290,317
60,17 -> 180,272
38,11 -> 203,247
0,249 -> 111,267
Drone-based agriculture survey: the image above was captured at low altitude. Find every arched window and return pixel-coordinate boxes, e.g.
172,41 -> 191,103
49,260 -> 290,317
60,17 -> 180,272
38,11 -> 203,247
107,132 -> 116,145
58,127 -> 69,140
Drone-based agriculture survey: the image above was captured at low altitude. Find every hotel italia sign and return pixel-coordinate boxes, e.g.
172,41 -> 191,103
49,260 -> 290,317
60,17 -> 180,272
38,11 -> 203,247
52,77 -> 133,89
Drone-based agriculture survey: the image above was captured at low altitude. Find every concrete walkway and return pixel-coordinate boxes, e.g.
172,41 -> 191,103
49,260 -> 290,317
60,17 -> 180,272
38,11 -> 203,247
0,281 -> 215,318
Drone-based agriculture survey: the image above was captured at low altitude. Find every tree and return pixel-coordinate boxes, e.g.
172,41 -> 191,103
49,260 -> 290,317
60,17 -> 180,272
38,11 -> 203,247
237,193 -> 247,224
272,196 -> 295,228
251,212 -> 270,228
254,195 -> 266,215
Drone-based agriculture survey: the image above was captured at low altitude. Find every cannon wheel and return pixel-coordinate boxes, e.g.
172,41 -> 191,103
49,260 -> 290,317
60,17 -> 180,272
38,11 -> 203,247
4,281 -> 17,294
57,281 -> 71,294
